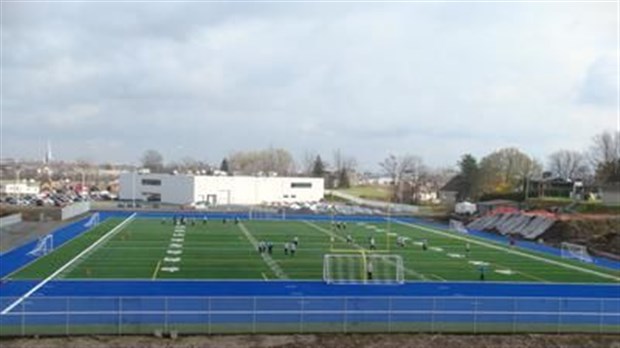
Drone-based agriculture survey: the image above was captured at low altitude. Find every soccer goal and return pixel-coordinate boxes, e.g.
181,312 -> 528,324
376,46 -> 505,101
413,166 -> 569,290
561,242 -> 593,263
449,219 -> 469,234
323,253 -> 405,285
84,212 -> 101,228
28,234 -> 53,257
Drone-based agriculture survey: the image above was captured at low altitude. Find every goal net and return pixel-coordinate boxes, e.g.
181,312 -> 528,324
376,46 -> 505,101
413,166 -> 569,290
561,242 -> 593,263
28,235 -> 53,257
84,212 -> 101,228
323,253 -> 405,285
449,219 -> 469,234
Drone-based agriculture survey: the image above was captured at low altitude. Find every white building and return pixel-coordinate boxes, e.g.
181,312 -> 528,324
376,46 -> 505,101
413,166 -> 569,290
1,182 -> 40,196
119,173 -> 324,205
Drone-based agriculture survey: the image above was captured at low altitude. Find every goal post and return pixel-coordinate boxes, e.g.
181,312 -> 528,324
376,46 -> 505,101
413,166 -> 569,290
84,212 -> 101,228
323,253 -> 405,285
28,234 -> 53,257
449,219 -> 469,234
561,242 -> 593,263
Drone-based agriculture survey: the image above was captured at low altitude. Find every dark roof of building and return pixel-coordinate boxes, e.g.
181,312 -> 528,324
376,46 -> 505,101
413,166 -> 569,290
439,175 -> 466,192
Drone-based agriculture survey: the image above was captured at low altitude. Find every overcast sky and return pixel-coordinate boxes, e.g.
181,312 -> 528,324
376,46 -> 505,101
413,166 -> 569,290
1,1 -> 618,171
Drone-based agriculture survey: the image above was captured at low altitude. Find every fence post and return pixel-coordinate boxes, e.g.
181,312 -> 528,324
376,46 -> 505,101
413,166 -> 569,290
252,297 -> 257,334
512,298 -> 517,334
65,297 -> 69,336
598,298 -> 604,334
343,297 -> 348,333
208,297 -> 212,335
431,297 -> 436,333
473,298 -> 478,334
164,297 -> 169,334
118,297 -> 122,336
299,298 -> 304,334
388,297 -> 392,333
20,300 -> 25,337
556,298 -> 562,334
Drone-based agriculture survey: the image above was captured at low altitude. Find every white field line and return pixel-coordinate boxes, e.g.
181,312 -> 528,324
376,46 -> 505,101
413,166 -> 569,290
395,220 -> 620,282
238,223 -> 288,279
302,221 -> 432,281
0,213 -> 137,315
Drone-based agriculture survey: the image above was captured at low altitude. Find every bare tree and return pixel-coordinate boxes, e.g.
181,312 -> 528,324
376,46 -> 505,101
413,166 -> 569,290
141,150 -> 164,173
548,150 -> 589,180
332,149 -> 357,188
589,131 -> 620,167
379,154 -> 423,202
229,148 -> 295,176
588,131 -> 620,183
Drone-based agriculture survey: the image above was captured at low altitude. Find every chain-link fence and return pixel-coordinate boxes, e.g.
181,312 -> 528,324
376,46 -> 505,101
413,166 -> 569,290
1,296 -> 618,336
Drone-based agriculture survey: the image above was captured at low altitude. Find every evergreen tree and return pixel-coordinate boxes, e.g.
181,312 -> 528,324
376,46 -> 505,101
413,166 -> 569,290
458,154 -> 479,200
220,158 -> 230,174
312,155 -> 325,177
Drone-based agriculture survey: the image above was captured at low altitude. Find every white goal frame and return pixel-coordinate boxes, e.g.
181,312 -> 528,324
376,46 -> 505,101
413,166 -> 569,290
84,212 -> 101,228
449,219 -> 469,234
561,242 -> 593,263
323,253 -> 405,285
28,234 -> 54,257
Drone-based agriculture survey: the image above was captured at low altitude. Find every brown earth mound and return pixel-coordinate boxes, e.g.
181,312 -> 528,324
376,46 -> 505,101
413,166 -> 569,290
2,334 -> 620,348
544,218 -> 620,257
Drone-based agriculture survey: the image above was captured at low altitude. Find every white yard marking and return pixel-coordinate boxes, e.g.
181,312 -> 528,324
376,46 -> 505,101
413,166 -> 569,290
495,269 -> 515,275
447,253 -> 465,259
164,257 -> 181,263
238,223 -> 288,279
167,250 -> 182,255
468,260 -> 490,267
430,247 -> 444,252
1,214 -> 137,315
395,220 -> 620,282
160,266 -> 180,272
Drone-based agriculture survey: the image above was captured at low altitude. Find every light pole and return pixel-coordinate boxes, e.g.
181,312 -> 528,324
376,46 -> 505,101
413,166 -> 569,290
132,168 -> 136,208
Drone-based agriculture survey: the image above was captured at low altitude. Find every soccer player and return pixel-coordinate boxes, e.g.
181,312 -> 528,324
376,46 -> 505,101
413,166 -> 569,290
346,234 -> 353,244
293,236 -> 299,247
369,237 -> 376,250
509,235 -> 516,247
367,260 -> 374,281
478,265 -> 486,281
422,239 -> 428,251
284,242 -> 289,255
234,217 -> 240,224
202,216 -> 208,225
290,242 -> 296,256
161,218 -> 166,225
465,242 -> 471,255
173,216 -> 177,225
342,222 -> 347,230
222,218 -> 227,224
191,218 -> 196,226
267,241 -> 273,254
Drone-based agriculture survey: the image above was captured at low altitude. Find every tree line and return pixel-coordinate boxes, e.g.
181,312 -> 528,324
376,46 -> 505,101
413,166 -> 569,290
139,129 -> 619,202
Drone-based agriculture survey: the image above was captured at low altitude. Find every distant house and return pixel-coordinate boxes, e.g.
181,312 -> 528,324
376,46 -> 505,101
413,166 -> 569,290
601,182 -> 620,206
438,175 -> 466,206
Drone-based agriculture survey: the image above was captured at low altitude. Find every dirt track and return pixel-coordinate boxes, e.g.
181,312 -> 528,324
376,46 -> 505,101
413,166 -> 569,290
2,334 -> 620,348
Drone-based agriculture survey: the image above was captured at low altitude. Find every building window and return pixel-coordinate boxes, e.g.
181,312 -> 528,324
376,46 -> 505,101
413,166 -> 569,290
141,179 -> 161,186
291,195 -> 297,198
291,182 -> 312,188
283,195 -> 289,198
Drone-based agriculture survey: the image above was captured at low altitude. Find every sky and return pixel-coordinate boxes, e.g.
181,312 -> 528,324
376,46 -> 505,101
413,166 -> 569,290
1,1 -> 618,171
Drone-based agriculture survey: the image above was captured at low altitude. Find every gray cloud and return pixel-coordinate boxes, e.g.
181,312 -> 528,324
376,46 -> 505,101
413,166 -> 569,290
1,2 -> 617,170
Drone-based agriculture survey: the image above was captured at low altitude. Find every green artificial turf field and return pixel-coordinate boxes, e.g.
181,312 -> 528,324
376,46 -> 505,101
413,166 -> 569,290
10,216 -> 620,283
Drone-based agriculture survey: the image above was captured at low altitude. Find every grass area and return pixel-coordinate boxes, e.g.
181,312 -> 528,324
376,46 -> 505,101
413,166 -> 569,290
9,217 -> 620,283
338,185 -> 391,201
